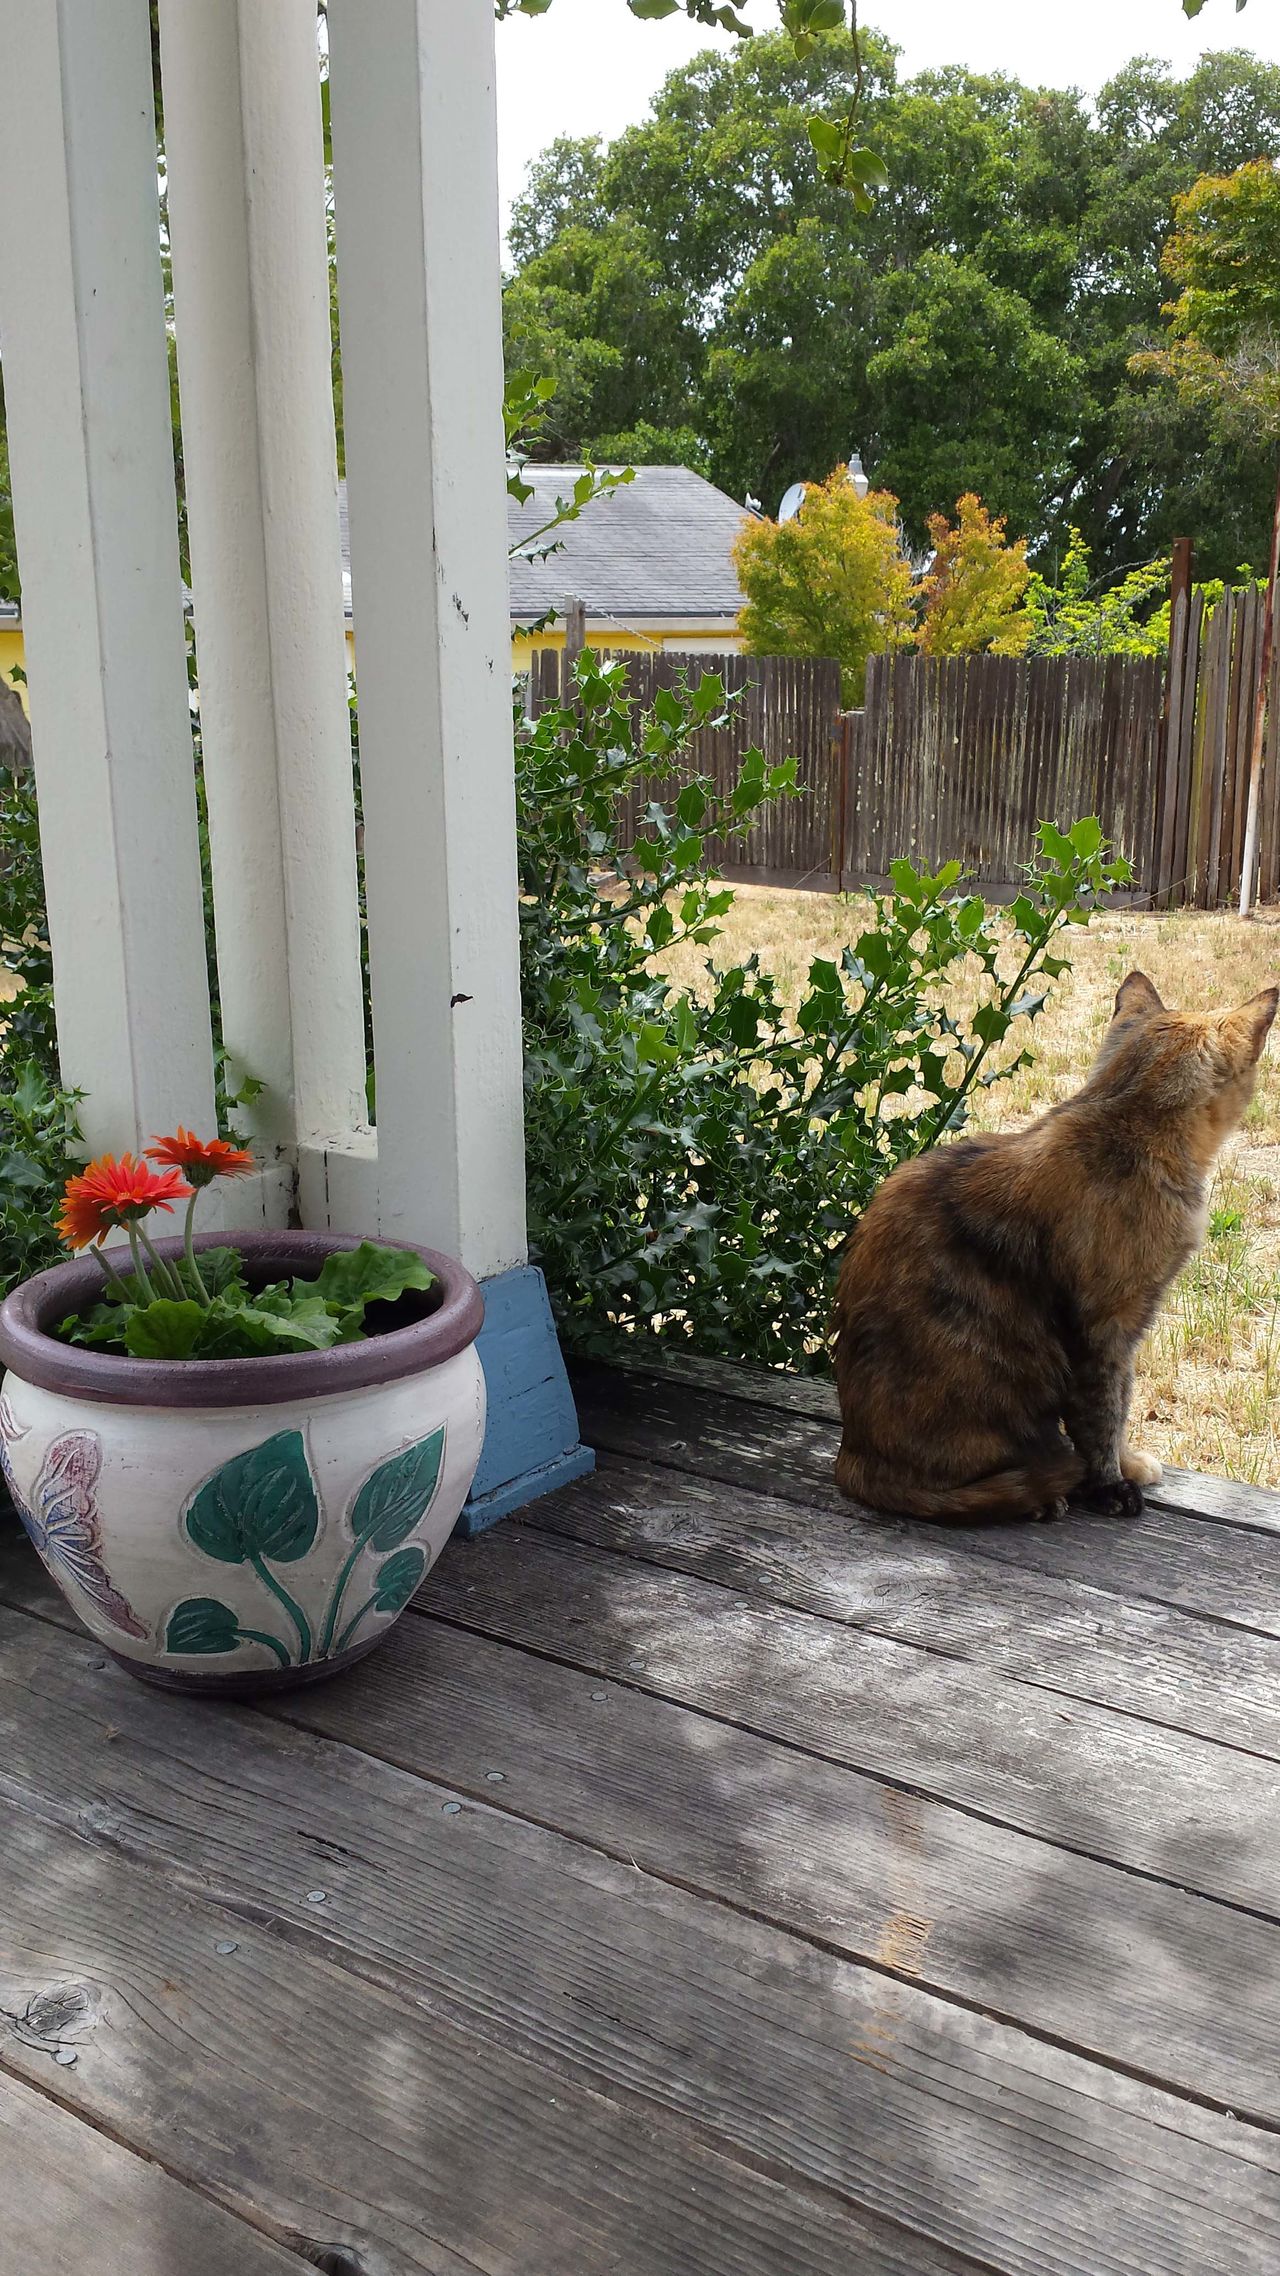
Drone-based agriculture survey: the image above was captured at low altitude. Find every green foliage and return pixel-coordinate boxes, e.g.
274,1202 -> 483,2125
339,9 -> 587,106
918,494 -> 1031,656
0,370 -> 17,610
0,1059 -> 83,1301
1022,530 -> 1170,657
505,366 -> 635,562
58,1240 -> 435,1362
732,469 -> 915,702
517,653 -> 1128,1368
0,763 -> 80,1298
1129,157 -> 1280,447
496,0 -> 887,200
503,34 -> 1280,577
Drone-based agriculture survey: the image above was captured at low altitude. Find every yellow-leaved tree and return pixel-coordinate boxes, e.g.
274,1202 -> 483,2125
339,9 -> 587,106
732,468 -> 914,704
917,494 -> 1031,656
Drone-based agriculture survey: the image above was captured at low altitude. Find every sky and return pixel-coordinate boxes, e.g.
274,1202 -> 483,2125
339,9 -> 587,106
495,0 -> 1280,226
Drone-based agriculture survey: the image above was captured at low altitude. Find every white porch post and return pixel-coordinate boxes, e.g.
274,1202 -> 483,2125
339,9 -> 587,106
327,0 -> 526,1275
0,0 -> 217,1148
158,0 -> 368,1172
328,0 -> 591,1526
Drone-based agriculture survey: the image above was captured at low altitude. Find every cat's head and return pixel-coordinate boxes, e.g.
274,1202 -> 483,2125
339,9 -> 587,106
1096,968 -> 1277,1153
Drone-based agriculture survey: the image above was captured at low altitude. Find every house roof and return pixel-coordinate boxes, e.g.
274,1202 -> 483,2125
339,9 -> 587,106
337,465 -> 750,629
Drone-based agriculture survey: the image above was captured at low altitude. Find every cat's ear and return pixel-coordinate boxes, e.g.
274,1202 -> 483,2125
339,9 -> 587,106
1224,986 -> 1279,1068
1113,970 -> 1164,1021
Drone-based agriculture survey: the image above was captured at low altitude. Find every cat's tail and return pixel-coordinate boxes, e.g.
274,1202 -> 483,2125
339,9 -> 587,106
836,1443 -> 1086,1521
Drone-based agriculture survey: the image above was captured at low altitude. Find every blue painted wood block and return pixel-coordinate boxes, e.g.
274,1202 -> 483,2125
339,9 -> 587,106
456,1264 -> 594,1537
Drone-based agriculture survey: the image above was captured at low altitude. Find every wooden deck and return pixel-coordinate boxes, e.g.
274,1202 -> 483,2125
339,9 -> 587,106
3,1348 -> 1280,2275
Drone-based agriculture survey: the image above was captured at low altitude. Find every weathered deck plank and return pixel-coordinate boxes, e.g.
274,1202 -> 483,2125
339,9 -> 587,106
4,1342 -> 1280,2276
0,2068 -> 314,2276
577,1344 -> 1280,1546
1,1612 -> 1278,2276
416,1523 -> 1280,1917
530,1454 -> 1280,1754
6,1567 -> 1280,2135
570,1357 -> 1280,1626
2,1803 -> 964,2276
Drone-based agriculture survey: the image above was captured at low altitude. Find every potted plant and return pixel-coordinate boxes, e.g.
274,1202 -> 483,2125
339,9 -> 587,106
0,1131 -> 485,1694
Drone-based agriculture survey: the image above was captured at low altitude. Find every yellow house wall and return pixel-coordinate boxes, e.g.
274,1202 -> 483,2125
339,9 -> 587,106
0,627 -> 27,702
3,622 -> 741,706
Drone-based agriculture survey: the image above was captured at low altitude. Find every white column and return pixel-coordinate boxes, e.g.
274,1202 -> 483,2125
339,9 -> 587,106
158,0 -> 368,1163
0,0 -> 217,1149
327,0 -> 528,1278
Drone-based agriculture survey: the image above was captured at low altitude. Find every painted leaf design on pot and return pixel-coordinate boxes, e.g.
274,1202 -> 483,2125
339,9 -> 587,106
349,1428 -> 445,1553
166,1597 -> 241,1654
185,1429 -> 320,1565
371,1546 -> 428,1615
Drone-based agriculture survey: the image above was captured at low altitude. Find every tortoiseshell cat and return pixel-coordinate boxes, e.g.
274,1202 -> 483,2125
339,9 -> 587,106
833,971 -> 1277,1520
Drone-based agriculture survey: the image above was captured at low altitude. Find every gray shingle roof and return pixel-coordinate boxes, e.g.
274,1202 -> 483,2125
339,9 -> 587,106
338,466 -> 749,629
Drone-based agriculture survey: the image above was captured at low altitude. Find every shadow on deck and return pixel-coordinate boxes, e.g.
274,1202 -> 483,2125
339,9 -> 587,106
2,1347 -> 1279,2274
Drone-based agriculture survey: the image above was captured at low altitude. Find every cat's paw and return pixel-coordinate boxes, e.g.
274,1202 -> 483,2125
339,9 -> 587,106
1032,1495 -> 1071,1523
1083,1475 -> 1145,1518
1121,1445 -> 1164,1488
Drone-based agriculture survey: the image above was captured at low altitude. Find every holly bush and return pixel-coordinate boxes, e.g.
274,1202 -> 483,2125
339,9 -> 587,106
518,652 -> 1129,1368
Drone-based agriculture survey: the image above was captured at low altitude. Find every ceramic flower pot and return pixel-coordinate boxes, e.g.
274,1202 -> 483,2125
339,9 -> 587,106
0,1231 -> 485,1696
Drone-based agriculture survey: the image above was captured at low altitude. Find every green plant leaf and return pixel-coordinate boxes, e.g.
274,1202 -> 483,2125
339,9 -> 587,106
189,1297 -> 340,1359
165,1597 -> 241,1654
312,1241 -> 436,1315
1069,816 -> 1103,857
970,1001 -> 1011,1046
185,1430 -> 320,1565
371,1546 -> 428,1614
349,1429 -> 446,1553
124,1299 -> 208,1360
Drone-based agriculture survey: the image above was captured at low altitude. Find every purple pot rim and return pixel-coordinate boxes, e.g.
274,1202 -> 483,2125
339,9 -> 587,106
0,1230 -> 484,1409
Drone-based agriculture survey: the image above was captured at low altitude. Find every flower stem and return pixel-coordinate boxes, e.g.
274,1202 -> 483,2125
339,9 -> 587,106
125,1225 -> 153,1303
182,1191 -> 209,1303
137,1222 -> 187,1303
319,1542 -> 363,1659
93,1241 -> 133,1301
234,1625 -> 291,1670
250,1555 -> 312,1663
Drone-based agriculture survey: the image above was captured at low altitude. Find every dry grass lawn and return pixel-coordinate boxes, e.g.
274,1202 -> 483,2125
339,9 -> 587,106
665,886 -> 1280,1488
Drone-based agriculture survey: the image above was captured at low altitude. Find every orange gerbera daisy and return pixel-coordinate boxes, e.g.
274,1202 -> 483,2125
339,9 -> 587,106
146,1128 -> 256,1188
58,1154 -> 192,1251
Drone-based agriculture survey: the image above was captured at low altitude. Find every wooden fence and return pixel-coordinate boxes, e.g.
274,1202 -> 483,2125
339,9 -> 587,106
1153,582 -> 1280,908
528,649 -> 845,888
840,651 -> 1166,892
527,601 -> 1279,905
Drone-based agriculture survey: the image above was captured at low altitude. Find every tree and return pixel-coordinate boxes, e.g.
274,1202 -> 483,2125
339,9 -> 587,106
505,31 -> 1280,575
1021,531 -> 1169,657
918,495 -> 1030,656
1131,157 -> 1280,437
732,467 -> 914,701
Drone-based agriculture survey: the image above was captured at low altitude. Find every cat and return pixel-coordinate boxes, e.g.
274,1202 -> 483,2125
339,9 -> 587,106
832,970 -> 1277,1521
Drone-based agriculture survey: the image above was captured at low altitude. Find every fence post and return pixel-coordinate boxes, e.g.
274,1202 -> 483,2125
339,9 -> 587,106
1154,540 -> 1193,906
1240,466 -> 1280,918
563,597 -> 587,667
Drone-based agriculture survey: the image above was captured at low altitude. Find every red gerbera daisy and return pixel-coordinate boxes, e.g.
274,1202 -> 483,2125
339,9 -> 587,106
58,1154 -> 192,1251
146,1127 -> 256,1189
